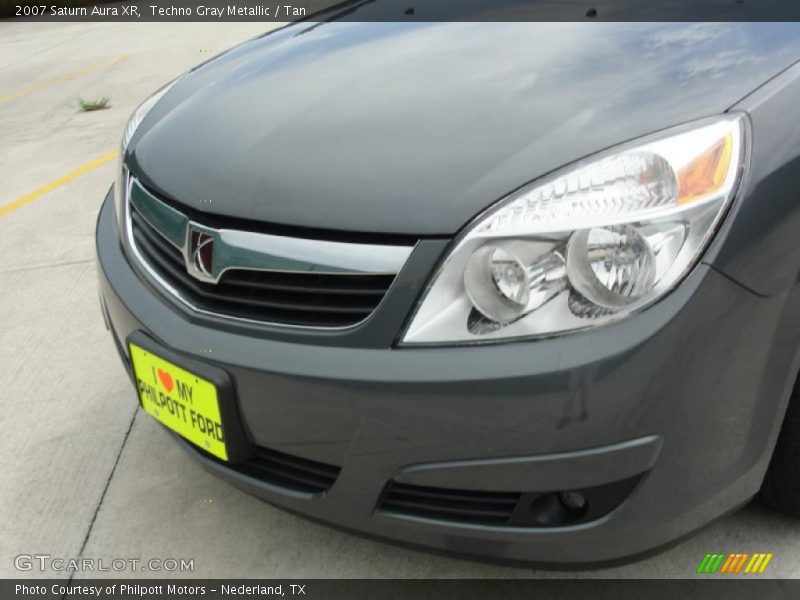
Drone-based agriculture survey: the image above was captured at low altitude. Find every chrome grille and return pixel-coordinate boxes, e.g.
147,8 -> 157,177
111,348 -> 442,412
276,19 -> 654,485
125,177 -> 411,328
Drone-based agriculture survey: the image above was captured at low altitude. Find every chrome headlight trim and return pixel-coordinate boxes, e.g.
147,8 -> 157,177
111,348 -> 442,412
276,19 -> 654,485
121,77 -> 182,154
401,114 -> 749,346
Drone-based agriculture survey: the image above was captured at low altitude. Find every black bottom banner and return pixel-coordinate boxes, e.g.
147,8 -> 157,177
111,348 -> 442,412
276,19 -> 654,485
4,579 -> 800,600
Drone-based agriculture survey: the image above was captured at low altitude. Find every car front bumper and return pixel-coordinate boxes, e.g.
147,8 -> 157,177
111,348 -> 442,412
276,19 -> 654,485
96,189 -> 796,566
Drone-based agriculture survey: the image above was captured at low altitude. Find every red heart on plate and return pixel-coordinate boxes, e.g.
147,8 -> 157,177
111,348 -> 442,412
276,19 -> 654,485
157,368 -> 174,393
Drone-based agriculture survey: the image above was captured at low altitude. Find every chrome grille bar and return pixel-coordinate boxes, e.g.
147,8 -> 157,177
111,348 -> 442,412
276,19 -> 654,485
124,176 -> 414,329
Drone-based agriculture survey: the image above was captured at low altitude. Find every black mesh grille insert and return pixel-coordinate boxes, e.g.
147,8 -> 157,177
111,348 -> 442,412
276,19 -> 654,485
380,482 -> 520,525
129,203 -> 396,327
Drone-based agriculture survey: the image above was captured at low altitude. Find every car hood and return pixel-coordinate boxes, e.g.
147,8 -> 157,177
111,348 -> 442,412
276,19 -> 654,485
130,22 -> 800,236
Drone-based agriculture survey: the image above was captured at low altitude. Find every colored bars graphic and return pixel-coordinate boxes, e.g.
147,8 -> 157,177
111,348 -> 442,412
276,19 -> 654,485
696,553 -> 773,574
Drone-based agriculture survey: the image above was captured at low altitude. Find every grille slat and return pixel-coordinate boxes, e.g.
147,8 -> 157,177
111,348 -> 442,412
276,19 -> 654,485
200,445 -> 341,495
132,253 -> 379,316
387,486 -> 520,506
380,482 -> 520,525
129,199 -> 399,327
131,211 -> 184,260
240,447 -> 341,494
243,461 -> 334,491
132,221 -> 184,270
253,448 -> 343,480
223,272 -> 390,296
383,498 -> 516,520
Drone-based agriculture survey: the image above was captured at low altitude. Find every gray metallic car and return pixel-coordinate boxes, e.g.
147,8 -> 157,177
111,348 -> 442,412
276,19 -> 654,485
96,21 -> 800,565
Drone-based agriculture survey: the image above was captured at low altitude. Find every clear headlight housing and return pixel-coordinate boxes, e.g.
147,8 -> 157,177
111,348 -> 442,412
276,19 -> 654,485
402,114 -> 747,344
114,78 -> 182,229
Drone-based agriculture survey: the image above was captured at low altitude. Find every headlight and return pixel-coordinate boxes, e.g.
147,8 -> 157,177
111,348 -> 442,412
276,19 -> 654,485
114,78 -> 182,228
402,114 -> 747,344
121,78 -> 182,154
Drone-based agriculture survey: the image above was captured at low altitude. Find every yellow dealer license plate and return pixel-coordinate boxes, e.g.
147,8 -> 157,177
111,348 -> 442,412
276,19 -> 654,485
129,342 -> 228,461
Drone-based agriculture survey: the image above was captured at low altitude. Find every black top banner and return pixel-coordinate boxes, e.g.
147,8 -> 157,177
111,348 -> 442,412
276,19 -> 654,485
4,0 -> 800,22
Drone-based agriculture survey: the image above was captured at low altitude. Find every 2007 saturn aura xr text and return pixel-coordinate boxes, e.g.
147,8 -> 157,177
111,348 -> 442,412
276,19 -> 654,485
96,21 -> 800,565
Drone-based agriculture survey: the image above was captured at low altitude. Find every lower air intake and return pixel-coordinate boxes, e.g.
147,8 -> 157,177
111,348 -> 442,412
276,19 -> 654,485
379,476 -> 643,527
380,482 -> 520,525
199,444 -> 341,495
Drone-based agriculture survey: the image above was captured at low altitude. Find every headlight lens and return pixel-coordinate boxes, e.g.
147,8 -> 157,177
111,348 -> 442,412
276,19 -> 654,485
115,78 -> 181,229
402,114 -> 747,344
